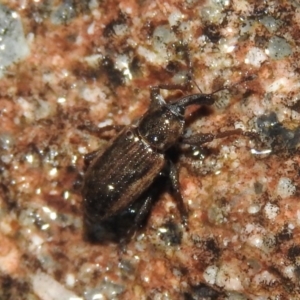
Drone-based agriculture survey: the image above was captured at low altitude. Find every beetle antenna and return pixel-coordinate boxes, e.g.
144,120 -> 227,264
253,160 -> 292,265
184,44 -> 203,94
171,74 -> 256,108
211,74 -> 256,95
188,73 -> 203,94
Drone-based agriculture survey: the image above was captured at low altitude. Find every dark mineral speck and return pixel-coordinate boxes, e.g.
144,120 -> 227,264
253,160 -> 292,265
159,220 -> 183,246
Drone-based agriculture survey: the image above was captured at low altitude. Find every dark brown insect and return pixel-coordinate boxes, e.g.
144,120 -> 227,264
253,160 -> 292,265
82,80 -> 251,244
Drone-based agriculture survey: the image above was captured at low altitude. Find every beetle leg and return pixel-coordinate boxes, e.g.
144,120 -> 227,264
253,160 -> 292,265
78,123 -> 125,139
84,148 -> 102,166
133,194 -> 154,231
182,129 -> 258,146
182,133 -> 215,145
168,161 -> 188,226
120,193 -> 155,248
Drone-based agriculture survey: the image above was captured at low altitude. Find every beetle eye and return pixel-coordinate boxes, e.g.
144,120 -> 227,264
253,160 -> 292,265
126,130 -> 134,139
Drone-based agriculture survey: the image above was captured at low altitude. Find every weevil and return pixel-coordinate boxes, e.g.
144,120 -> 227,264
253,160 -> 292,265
82,79 -> 252,243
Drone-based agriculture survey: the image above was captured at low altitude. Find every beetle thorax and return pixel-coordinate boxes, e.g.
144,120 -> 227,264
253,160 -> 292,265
138,105 -> 184,151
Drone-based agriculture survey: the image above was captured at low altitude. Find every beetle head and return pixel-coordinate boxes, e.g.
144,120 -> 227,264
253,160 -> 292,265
138,103 -> 185,151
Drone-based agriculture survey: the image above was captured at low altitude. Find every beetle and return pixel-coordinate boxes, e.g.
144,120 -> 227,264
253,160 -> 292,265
82,79 -> 251,243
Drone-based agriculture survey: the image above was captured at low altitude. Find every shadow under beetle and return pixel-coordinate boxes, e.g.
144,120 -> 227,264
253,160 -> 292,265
82,80 -> 252,244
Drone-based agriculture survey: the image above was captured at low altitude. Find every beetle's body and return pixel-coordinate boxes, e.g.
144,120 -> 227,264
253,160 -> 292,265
82,91 -> 187,236
82,83 -> 244,242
